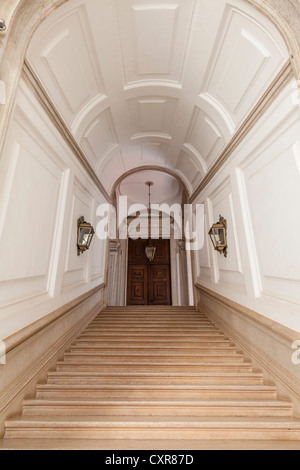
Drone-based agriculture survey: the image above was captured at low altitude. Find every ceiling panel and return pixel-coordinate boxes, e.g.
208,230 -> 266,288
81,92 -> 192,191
128,96 -> 177,139
115,0 -> 197,86
133,4 -> 179,75
177,151 -> 203,189
186,107 -> 226,169
80,108 -> 118,169
200,4 -> 288,126
27,3 -> 107,128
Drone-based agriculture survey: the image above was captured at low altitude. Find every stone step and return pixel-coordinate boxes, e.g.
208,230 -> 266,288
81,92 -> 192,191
90,319 -> 212,324
63,352 -> 245,364
93,315 -> 206,320
5,416 -> 300,440
104,306 -> 197,310
79,332 -> 226,339
35,383 -> 277,400
74,339 -> 232,347
56,361 -> 254,373
84,327 -> 218,334
93,313 -> 210,323
87,323 -> 215,329
47,371 -> 264,386
69,346 -> 238,355
91,315 -> 210,320
21,398 -> 293,417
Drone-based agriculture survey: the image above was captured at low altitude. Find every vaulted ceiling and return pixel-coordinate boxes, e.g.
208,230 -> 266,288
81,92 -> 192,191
25,0 -> 289,203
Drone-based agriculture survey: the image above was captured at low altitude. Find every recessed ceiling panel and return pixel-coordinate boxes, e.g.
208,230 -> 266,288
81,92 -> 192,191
139,99 -> 166,132
178,151 -> 202,188
27,3 -> 106,127
116,0 -> 197,85
200,5 -> 288,126
133,4 -> 179,75
128,96 -> 177,138
80,109 -> 118,169
186,107 -> 225,169
100,150 -> 126,191
141,143 -> 168,165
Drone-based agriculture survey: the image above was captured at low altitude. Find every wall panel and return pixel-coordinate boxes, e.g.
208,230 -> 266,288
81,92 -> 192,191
241,114 -> 300,304
0,79 -> 108,339
0,107 -> 67,308
62,177 -> 94,290
194,81 -> 300,332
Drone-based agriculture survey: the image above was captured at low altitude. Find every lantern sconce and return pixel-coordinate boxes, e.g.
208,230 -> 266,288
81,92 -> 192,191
77,216 -> 95,256
208,215 -> 228,258
0,20 -> 6,32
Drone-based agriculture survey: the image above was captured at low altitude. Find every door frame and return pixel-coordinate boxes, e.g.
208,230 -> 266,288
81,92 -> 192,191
126,238 -> 171,306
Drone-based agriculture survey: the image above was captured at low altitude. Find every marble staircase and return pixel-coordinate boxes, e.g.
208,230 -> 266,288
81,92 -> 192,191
3,306 -> 300,445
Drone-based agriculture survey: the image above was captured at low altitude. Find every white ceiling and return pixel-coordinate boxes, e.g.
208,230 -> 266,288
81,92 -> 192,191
26,0 -> 289,203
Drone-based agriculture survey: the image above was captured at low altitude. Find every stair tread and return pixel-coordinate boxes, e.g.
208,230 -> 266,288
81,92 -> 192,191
72,344 -> 234,348
47,371 -> 263,377
57,360 -> 251,365
37,384 -> 274,390
6,415 -> 300,428
64,352 -> 242,357
23,397 -> 292,405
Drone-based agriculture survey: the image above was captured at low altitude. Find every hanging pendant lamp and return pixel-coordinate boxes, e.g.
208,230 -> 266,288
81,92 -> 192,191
145,181 -> 156,262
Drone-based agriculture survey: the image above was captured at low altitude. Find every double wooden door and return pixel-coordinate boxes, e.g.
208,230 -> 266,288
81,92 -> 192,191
127,238 -> 171,306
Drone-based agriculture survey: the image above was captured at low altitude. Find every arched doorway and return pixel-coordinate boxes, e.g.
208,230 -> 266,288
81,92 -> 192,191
106,169 -> 192,307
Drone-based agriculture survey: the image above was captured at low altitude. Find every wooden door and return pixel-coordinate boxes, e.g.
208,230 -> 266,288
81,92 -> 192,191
127,238 -> 171,305
149,264 -> 171,305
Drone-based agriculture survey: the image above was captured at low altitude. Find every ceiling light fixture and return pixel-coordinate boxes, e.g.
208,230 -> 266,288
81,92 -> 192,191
144,181 -> 156,262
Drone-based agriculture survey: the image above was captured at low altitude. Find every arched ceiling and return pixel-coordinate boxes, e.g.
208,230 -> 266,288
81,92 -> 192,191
25,0 -> 289,201
118,170 -> 183,206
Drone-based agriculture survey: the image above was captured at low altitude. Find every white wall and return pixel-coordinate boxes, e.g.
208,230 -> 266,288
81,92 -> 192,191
0,78 -> 108,340
194,79 -> 300,332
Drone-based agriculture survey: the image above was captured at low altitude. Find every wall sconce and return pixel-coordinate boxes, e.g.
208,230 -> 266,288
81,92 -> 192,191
0,20 -> 6,32
77,216 -> 94,256
208,215 -> 228,257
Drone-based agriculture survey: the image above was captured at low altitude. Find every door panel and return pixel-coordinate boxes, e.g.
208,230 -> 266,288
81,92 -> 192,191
149,264 -> 171,305
127,239 -> 171,305
127,265 -> 148,305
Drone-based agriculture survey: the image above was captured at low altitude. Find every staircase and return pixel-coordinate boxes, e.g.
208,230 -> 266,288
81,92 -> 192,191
3,306 -> 300,447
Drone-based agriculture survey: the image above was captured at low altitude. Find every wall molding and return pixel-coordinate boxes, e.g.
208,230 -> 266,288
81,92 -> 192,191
190,61 -> 294,202
195,283 -> 300,414
3,283 -> 106,355
22,61 -> 111,203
